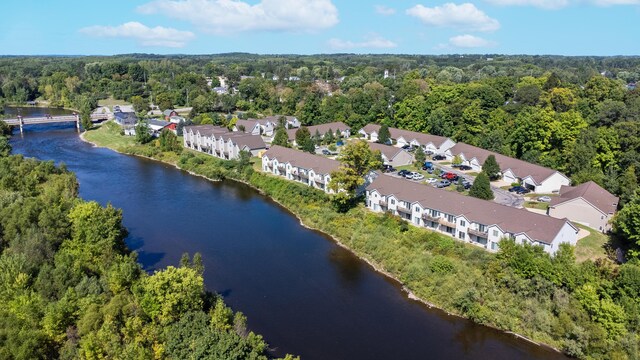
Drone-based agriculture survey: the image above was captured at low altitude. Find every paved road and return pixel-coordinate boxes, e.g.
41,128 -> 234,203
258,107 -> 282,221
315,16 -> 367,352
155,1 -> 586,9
433,162 -> 524,208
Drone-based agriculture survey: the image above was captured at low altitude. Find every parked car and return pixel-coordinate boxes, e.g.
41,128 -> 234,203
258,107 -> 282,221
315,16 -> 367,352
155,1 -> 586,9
398,169 -> 410,177
441,172 -> 458,181
423,161 -> 434,170
382,164 -> 396,173
401,144 -> 411,150
321,149 -> 331,155
462,180 -> 473,189
404,171 -> 419,179
436,180 -> 451,188
508,186 -> 530,194
451,164 -> 461,168
537,196 -> 552,202
412,173 -> 425,181
426,168 -> 434,174
426,178 -> 438,184
459,165 -> 472,171
432,155 -> 446,161
336,140 -> 344,146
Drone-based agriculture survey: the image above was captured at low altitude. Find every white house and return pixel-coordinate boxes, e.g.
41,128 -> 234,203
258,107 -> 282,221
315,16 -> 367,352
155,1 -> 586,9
368,142 -> 414,167
261,145 -> 340,193
445,143 -> 571,193
358,124 -> 456,155
183,125 -> 266,160
366,175 -> 578,255
287,122 -> 351,143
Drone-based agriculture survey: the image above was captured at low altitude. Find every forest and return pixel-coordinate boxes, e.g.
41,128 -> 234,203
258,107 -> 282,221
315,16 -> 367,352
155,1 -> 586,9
0,143 -> 295,358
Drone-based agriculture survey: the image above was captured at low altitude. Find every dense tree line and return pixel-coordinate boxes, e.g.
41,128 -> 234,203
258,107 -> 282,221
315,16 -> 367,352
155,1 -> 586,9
0,151 -> 293,359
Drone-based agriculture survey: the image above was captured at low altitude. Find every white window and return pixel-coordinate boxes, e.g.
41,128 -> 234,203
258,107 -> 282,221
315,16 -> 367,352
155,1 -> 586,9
458,231 -> 466,240
491,242 -> 498,250
415,206 -> 420,212
460,220 -> 466,227
493,230 -> 499,237
390,199 -> 395,205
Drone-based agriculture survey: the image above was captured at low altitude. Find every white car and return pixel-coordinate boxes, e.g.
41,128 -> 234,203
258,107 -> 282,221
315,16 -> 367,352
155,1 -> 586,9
412,173 -> 425,181
425,178 -> 438,184
537,196 -> 552,202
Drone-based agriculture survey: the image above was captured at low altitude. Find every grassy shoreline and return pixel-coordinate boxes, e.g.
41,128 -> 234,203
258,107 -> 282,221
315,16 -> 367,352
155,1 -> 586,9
81,123 -> 632,359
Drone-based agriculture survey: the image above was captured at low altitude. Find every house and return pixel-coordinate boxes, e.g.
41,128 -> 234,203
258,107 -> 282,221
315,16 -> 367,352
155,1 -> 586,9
169,115 -> 185,124
444,143 -> 570,193
366,175 -> 578,255
549,181 -> 619,232
183,125 -> 266,160
147,119 -> 173,137
368,142 -> 414,167
233,119 -> 262,136
261,145 -> 340,193
213,86 -> 228,95
287,122 -> 351,143
260,115 -> 300,129
163,110 -> 179,120
358,124 -> 456,154
113,112 -> 138,126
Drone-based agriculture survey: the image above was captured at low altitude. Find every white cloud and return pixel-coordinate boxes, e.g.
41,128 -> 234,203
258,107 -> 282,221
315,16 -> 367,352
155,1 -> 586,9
374,5 -> 396,15
328,35 -> 397,50
406,3 -> 500,32
138,0 -> 339,34
486,0 -> 639,9
80,22 -> 195,47
448,34 -> 496,48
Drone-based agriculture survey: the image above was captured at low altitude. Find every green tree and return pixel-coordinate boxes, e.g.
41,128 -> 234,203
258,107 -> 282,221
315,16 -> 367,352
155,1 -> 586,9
469,172 -> 494,200
618,166 -> 638,206
155,92 -> 173,111
295,127 -> 314,153
482,154 -> 501,181
159,129 -> 181,152
130,95 -> 149,114
452,155 -> 463,166
324,129 -> 335,145
272,127 -> 289,147
329,140 -> 381,211
414,146 -> 426,167
138,266 -> 204,325
613,190 -> 640,258
377,124 -> 391,144
0,136 -> 11,157
135,121 -> 153,144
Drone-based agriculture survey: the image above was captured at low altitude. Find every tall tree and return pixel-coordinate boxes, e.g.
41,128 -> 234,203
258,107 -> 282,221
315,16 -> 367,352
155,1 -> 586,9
295,127 -> 314,153
377,124 -> 391,144
329,140 -> 381,211
272,127 -> 289,147
469,172 -> 494,200
482,154 -> 501,181
613,190 -> 640,258
135,121 -> 153,144
414,146 -> 426,166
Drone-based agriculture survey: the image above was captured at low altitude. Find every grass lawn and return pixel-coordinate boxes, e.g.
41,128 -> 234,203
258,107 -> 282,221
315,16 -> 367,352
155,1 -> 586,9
524,201 -> 550,211
574,224 -> 611,263
83,121 -> 136,151
98,97 -> 131,108
466,171 -> 480,176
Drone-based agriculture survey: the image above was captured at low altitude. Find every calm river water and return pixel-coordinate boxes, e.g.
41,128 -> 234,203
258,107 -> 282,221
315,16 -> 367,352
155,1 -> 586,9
7,107 -> 567,360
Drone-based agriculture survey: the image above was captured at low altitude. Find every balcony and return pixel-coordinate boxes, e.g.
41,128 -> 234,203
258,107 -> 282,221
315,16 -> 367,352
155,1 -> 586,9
396,204 -> 411,214
468,228 -> 488,238
438,218 -> 457,228
315,177 -> 325,184
299,172 -> 309,179
422,213 -> 440,222
378,199 -> 387,206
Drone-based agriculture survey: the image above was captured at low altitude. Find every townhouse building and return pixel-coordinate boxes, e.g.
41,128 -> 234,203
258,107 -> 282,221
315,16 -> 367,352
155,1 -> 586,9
358,124 -> 456,155
183,125 -> 266,160
549,181 -> 619,232
261,145 -> 340,193
366,175 -> 578,255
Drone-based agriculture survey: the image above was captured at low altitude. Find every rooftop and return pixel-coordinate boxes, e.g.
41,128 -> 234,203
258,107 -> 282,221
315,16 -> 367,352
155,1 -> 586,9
367,174 -> 574,245
550,181 -> 619,214
361,124 -> 451,149
264,145 -> 340,175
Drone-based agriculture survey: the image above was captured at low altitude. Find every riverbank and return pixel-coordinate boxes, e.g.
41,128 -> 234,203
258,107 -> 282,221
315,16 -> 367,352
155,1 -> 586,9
80,123 -> 632,359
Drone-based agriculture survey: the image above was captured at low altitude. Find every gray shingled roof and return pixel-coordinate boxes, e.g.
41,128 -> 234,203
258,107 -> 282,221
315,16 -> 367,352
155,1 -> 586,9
185,125 -> 229,137
368,142 -> 405,160
362,124 -> 451,149
367,175 -> 574,245
226,133 -> 266,150
550,181 -> 619,214
287,122 -> 350,141
448,143 -> 565,184
263,145 -> 340,175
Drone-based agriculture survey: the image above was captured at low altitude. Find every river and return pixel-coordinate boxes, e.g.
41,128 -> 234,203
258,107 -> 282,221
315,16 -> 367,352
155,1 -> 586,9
7,107 -> 567,360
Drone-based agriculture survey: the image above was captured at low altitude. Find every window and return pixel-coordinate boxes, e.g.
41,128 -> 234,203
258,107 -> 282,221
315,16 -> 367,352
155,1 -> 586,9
414,217 -> 420,225
446,214 -> 455,223
491,242 -> 498,250
478,224 -> 486,232
415,206 -> 420,212
460,220 -> 466,227
458,231 -> 466,240
601,215 -> 604,220
493,230 -> 499,237
390,199 -> 395,205
431,210 -> 440,217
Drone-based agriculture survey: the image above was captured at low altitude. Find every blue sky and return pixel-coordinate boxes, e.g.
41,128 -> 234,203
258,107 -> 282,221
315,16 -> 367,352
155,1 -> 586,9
1,0 -> 638,55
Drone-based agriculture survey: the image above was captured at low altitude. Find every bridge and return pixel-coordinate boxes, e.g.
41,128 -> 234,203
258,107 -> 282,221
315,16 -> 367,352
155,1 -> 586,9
2,113 -> 112,133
